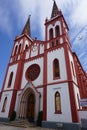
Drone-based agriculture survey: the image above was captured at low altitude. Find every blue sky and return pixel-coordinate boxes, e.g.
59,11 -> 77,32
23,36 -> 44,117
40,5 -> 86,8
0,0 -> 87,90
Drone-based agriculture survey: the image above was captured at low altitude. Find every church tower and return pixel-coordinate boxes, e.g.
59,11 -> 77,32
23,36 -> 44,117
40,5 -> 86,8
0,0 -> 87,126
0,16 -> 32,118
43,0 -> 79,123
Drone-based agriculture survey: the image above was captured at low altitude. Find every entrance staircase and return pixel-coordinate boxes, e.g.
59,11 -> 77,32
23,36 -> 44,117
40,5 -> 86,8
2,119 -> 35,128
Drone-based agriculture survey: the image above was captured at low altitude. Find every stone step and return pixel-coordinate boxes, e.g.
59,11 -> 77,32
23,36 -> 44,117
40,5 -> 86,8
2,119 -> 35,128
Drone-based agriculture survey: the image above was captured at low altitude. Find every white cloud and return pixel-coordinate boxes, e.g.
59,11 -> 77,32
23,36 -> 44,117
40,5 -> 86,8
0,0 -> 87,37
78,52 -> 86,59
69,0 -> 87,27
17,0 -> 53,39
0,0 -> 87,72
0,5 -> 12,35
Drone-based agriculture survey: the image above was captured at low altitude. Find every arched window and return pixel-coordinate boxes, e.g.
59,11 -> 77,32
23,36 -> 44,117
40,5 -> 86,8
71,62 -> 75,77
49,28 -> 53,40
2,97 -> 7,112
55,25 -> 60,37
55,92 -> 61,113
25,44 -> 28,50
18,44 -> 21,54
14,45 -> 18,55
8,72 -> 13,87
53,59 -> 60,79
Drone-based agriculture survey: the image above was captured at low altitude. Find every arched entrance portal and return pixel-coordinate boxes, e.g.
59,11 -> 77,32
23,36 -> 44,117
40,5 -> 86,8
18,83 -> 40,122
27,93 -> 35,122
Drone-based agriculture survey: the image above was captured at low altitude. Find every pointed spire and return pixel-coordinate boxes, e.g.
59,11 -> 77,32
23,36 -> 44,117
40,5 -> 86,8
51,0 -> 59,18
21,15 -> 31,36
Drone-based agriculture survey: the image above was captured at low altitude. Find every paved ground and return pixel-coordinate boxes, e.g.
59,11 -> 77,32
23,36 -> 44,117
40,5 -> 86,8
0,124 -> 55,130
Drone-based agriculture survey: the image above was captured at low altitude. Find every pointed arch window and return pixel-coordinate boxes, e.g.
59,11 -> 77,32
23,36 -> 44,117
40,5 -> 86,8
53,59 -> 60,79
49,28 -> 53,40
14,45 -> 18,55
25,44 -> 28,50
55,91 -> 61,113
71,61 -> 75,77
8,72 -> 13,87
55,25 -> 60,37
18,44 -> 21,54
2,97 -> 7,112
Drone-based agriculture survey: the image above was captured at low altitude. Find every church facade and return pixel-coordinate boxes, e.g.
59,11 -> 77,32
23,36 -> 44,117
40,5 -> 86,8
0,1 -> 87,124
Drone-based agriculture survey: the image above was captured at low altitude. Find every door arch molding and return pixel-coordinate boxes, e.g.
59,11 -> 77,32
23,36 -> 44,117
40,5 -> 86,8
17,82 -> 40,121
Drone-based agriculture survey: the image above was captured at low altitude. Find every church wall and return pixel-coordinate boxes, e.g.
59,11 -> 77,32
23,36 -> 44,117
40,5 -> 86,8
26,49 -> 30,59
73,84 -> 80,109
47,47 -> 67,83
40,44 -> 44,54
4,64 -> 18,90
31,46 -> 38,57
21,57 -> 44,89
0,91 -> 13,118
68,50 -> 77,84
25,43 -> 44,60
14,90 -> 21,113
68,51 -> 81,109
47,83 -> 72,122
37,87 -> 43,111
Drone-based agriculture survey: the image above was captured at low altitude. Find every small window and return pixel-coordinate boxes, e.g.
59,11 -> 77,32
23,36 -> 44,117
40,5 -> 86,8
25,44 -> 28,50
18,44 -> 21,54
49,28 -> 53,40
2,97 -> 7,112
8,72 -> 13,87
14,45 -> 18,55
53,59 -> 60,79
71,62 -> 75,77
55,92 -> 61,113
55,25 -> 60,37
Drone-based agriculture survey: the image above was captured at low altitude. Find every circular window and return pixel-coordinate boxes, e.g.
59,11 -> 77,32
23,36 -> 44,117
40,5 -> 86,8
26,64 -> 40,81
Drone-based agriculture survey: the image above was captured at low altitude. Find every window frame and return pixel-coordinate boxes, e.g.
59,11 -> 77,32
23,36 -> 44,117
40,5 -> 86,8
55,91 -> 62,114
8,72 -> 13,88
53,59 -> 60,79
2,97 -> 7,112
18,44 -> 22,54
49,28 -> 53,40
55,25 -> 60,37
71,61 -> 75,77
14,45 -> 18,55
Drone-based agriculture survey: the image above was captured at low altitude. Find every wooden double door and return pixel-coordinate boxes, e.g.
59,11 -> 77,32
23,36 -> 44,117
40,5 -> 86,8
27,94 -> 35,122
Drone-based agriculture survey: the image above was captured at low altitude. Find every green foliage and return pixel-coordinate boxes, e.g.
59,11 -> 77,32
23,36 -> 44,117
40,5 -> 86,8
10,111 -> 16,121
37,111 -> 43,127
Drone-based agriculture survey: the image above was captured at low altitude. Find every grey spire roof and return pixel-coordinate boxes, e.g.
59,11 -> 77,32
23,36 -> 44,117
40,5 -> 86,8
51,0 -> 59,18
21,16 -> 31,36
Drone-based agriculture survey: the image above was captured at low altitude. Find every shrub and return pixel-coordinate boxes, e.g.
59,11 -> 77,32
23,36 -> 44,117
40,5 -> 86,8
37,111 -> 43,127
10,110 -> 16,121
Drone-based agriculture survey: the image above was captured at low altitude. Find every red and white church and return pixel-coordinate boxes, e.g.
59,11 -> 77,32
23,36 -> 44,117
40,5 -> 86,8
0,1 -> 87,124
